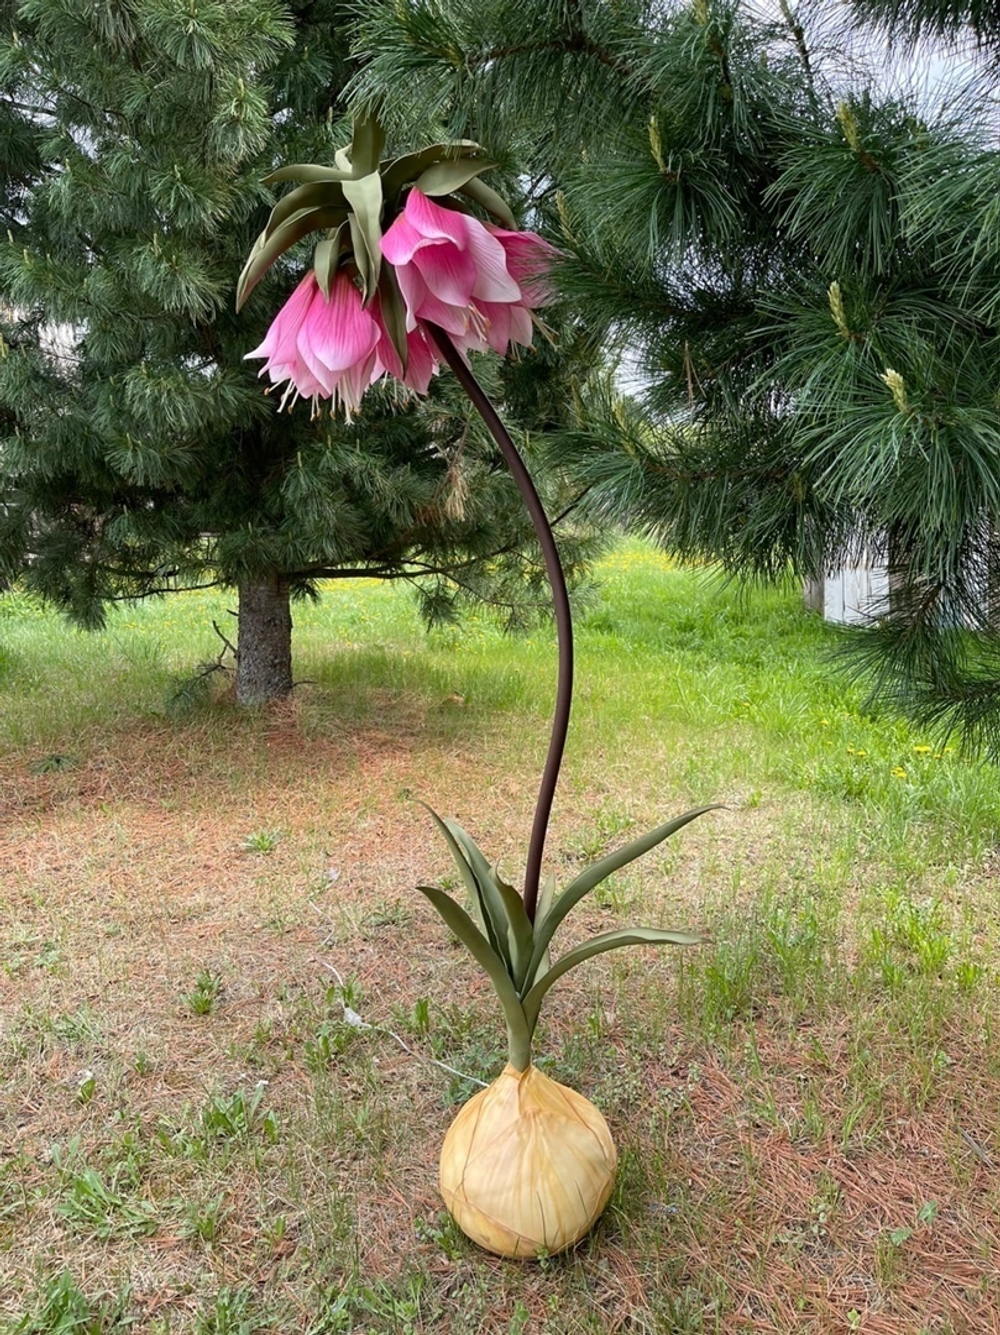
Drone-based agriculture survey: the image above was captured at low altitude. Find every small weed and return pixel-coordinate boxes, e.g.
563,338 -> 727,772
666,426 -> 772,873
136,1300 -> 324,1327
193,1286 -> 255,1335
201,1082 -> 276,1143
75,1070 -> 97,1104
11,1272 -> 133,1334
183,1193 -> 230,1245
51,1143 -> 156,1240
413,1210 -> 466,1261
302,1019 -> 358,1072
29,752 -> 78,774
241,828 -> 284,854
411,996 -> 431,1036
187,968 -> 223,1016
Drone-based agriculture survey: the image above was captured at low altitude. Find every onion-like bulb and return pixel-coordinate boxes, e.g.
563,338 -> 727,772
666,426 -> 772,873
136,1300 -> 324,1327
439,1063 -> 617,1257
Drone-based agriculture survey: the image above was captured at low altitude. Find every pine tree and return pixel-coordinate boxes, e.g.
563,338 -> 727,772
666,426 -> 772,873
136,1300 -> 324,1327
0,0 -> 597,703
356,0 -> 1000,755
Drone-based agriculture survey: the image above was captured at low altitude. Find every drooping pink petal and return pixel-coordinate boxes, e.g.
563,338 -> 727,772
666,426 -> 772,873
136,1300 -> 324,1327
335,348 -> 379,420
380,211 -> 434,267
487,227 -> 558,306
371,295 -> 440,395
395,262 -> 469,336
400,328 -> 438,394
464,224 -> 521,303
411,239 -> 477,307
297,271 -> 379,393
403,188 -> 471,248
244,270 -> 318,366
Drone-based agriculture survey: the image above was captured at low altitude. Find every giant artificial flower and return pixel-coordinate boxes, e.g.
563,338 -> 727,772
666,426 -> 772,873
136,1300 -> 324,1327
239,119 -> 557,414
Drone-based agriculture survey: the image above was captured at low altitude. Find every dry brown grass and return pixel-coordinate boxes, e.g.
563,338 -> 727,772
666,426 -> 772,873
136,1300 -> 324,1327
3,678 -> 1000,1333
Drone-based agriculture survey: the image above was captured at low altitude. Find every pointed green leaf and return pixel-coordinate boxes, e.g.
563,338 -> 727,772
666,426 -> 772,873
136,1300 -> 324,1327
421,805 -> 509,969
526,873 -> 557,990
491,865 -> 535,992
447,817 -> 534,990
313,223 -> 347,300
351,114 -> 386,178
377,265 -> 408,371
444,819 -> 514,972
416,884 -> 530,1059
265,181 -> 347,240
525,806 -> 720,984
457,176 -> 518,228
521,927 -> 702,1035
348,215 -> 372,304
263,163 -> 353,185
415,158 -> 497,198
343,172 -> 383,304
236,206 -> 348,310
380,141 -> 487,200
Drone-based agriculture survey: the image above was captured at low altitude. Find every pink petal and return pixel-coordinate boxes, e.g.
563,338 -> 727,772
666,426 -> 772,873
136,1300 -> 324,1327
472,300 -> 513,354
396,263 -> 469,336
464,221 -> 521,303
335,349 -> 378,417
401,328 -> 438,394
487,227 -> 558,306
412,238 -> 477,307
381,212 -> 433,267
244,270 -> 318,363
297,271 -> 379,392
404,188 -> 470,249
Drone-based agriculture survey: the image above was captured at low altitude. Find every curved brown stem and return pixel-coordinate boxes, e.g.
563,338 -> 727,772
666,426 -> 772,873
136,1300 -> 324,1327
426,324 -> 573,924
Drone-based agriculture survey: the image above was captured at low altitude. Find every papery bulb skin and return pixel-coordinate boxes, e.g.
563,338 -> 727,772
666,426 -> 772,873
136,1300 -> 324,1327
439,1063 -> 617,1258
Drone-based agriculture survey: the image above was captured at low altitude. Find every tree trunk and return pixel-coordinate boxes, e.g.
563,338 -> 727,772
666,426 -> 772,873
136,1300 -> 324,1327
235,576 -> 293,705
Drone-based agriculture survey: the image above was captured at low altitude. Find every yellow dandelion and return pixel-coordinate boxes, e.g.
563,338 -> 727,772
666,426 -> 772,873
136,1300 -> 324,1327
891,765 -> 907,778
913,744 -> 931,754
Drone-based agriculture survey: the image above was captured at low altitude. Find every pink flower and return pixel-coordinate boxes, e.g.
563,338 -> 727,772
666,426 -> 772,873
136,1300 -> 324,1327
381,189 -> 548,356
246,269 -> 423,417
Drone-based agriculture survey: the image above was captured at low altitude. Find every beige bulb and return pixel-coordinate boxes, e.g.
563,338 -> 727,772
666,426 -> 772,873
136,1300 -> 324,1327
439,1063 -> 617,1257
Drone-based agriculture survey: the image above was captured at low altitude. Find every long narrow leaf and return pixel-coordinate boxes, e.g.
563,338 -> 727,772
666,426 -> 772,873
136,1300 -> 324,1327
415,159 -> 497,198
524,873 -> 557,991
377,265 -> 408,368
380,141 -> 485,199
344,172 -> 383,304
457,176 -> 517,228
443,817 -> 518,977
444,819 -> 533,986
416,885 -> 530,1057
521,927 -> 702,1036
351,114 -> 385,178
525,806 -> 720,983
236,206 -> 347,309
262,164 -> 353,185
313,223 -> 347,299
492,866 -> 535,992
265,181 -> 347,240
421,805 -> 510,970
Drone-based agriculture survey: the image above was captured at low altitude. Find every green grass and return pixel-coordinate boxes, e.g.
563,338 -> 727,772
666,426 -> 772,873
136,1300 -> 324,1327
4,542 -> 1000,1331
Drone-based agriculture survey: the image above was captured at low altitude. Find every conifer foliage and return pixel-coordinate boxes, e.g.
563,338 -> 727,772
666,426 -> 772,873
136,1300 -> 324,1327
0,0 -> 593,703
357,0 -> 1000,755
